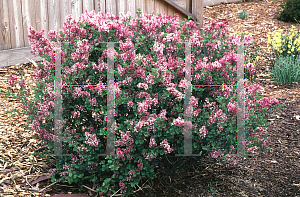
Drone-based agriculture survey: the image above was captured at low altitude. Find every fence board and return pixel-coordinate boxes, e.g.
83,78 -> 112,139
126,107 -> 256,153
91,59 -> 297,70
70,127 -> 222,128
106,0 -> 116,15
48,0 -> 61,31
128,0 -> 136,18
35,0 -> 41,31
118,0 -> 127,15
82,0 -> 94,13
186,0 -> 192,12
60,0 -> 72,30
167,2 -> 175,16
0,0 -> 11,50
8,0 -> 24,48
1,0 -> 201,53
193,0 -> 203,28
135,0 -> 146,14
154,0 -> 162,15
162,1 -> 169,16
95,0 -> 106,14
38,0 -> 49,38
21,0 -> 37,46
71,0 -> 83,21
146,0 -> 155,15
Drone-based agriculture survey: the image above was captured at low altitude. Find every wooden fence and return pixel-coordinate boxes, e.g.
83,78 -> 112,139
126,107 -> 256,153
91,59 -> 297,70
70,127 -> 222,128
0,0 -> 202,67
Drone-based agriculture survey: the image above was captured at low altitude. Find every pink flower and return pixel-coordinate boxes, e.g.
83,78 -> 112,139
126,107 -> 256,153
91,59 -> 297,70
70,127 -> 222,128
215,109 -> 227,122
228,101 -> 238,115
137,83 -> 149,90
171,115 -> 185,127
160,139 -> 173,154
89,97 -> 98,107
8,74 -> 18,87
85,132 -> 100,147
72,110 -> 80,118
210,150 -> 220,158
118,64 -> 125,76
144,74 -> 155,85
149,136 -> 157,148
72,87 -> 82,98
245,63 -> 259,75
217,124 -> 224,134
246,146 -> 259,154
199,126 -> 208,138
59,171 -> 68,178
127,101 -> 133,108
137,101 -> 150,115
158,109 -> 167,120
203,98 -> 216,110
31,120 -> 40,132
134,120 -> 146,132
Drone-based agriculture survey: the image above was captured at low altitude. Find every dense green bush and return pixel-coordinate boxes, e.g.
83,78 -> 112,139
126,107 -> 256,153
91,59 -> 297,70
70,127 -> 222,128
276,0 -> 300,23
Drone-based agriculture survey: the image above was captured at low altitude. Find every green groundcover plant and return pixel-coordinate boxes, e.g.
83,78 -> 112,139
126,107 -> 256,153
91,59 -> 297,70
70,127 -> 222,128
270,55 -> 300,84
2,10 -> 284,196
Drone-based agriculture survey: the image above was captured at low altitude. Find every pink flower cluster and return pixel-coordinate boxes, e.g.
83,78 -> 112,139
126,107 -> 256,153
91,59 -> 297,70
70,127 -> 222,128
8,74 -> 18,87
149,136 -> 157,148
209,150 -> 220,158
160,139 -> 174,154
199,126 -> 208,138
84,132 -> 100,147
116,146 -> 133,161
137,82 -> 149,90
115,131 -> 133,147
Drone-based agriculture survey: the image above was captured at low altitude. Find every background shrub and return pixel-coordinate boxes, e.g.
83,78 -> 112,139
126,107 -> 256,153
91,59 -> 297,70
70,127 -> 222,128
276,0 -> 300,23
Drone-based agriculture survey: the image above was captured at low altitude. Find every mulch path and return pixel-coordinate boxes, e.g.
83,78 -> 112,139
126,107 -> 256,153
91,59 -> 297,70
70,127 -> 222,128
1,0 -> 300,196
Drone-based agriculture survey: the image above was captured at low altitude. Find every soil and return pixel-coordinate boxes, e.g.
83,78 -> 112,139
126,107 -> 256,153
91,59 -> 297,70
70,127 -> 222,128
1,0 -> 300,196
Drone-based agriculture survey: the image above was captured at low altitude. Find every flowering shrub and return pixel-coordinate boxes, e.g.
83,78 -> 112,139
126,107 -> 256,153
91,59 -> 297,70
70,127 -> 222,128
234,30 -> 260,83
2,9 -> 284,196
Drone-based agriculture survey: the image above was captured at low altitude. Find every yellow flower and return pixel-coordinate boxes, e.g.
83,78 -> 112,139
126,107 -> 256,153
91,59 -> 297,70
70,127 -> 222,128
291,47 -> 295,52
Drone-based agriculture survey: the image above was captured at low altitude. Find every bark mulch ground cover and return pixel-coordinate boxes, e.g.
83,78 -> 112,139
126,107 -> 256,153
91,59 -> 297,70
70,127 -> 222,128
1,0 -> 300,196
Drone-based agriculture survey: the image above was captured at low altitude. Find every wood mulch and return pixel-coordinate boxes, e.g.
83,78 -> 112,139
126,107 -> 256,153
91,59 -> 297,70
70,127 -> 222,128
1,0 -> 300,196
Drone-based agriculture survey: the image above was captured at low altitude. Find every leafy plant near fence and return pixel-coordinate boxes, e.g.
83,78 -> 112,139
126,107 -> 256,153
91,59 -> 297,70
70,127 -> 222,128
1,10 -> 283,196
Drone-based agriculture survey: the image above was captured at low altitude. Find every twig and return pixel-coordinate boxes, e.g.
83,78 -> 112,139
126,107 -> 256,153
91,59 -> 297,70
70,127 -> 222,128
25,58 -> 38,68
83,184 -> 97,192
33,146 -> 48,152
26,176 -> 33,189
39,181 -> 56,192
110,188 -> 121,196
